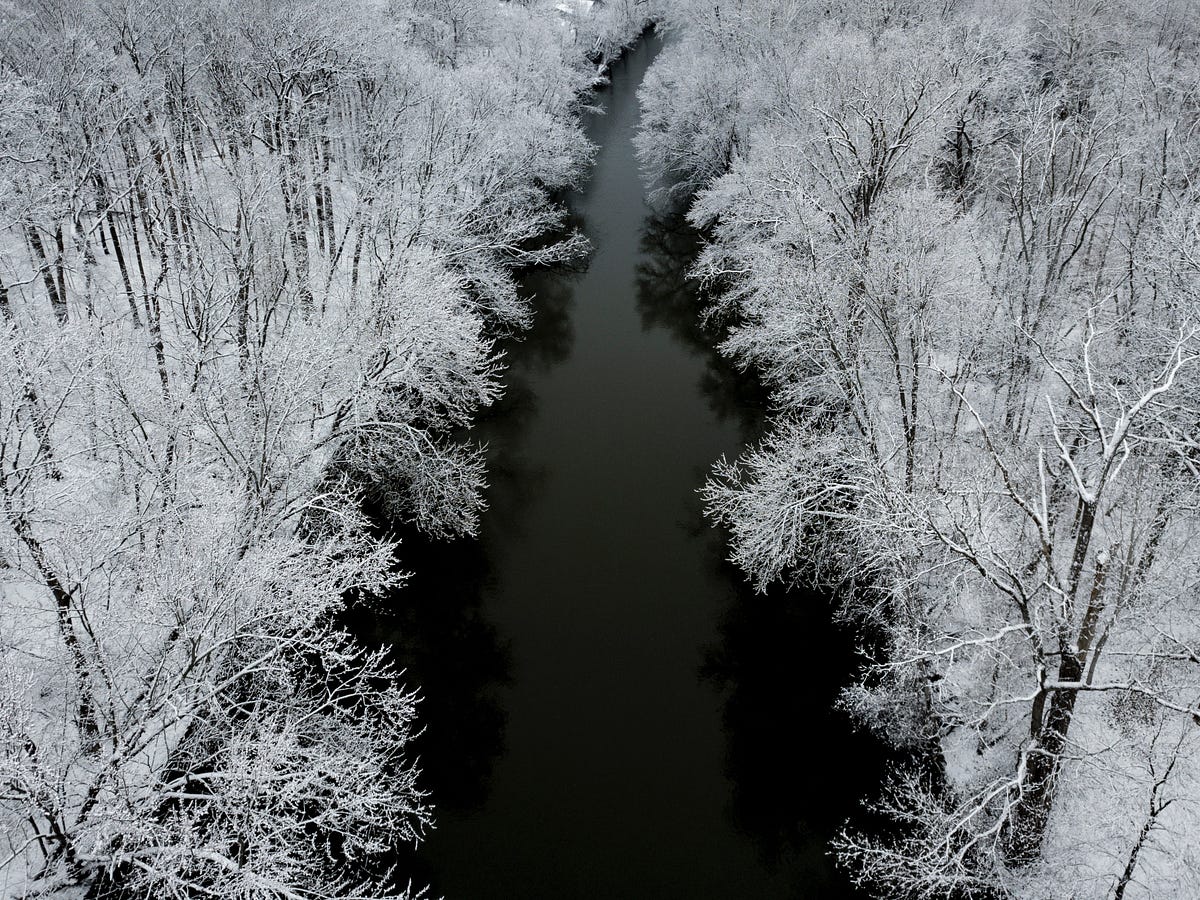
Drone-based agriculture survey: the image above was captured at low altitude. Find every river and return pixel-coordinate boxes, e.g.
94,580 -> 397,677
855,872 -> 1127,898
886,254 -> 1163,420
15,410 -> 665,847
352,32 -> 887,900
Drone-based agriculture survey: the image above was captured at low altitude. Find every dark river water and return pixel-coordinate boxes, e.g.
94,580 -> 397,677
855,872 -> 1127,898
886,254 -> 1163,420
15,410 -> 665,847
353,33 -> 887,900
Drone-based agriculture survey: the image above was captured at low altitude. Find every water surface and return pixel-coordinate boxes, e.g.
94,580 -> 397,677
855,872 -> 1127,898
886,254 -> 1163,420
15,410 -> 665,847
357,33 -> 886,899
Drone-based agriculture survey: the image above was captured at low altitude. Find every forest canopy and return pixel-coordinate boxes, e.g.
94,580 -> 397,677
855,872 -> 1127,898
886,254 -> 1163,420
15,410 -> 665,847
0,0 -> 649,896
3,0 -> 1199,897
637,0 -> 1200,896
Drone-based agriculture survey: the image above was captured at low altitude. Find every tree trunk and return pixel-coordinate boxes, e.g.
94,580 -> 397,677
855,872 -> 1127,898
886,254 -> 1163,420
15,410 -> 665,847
1005,657 -> 1081,864
52,225 -> 67,311
93,172 -> 143,325
27,226 -> 67,323
233,206 -> 253,378
3,502 -> 99,753
279,98 -> 315,314
1006,554 -> 1108,864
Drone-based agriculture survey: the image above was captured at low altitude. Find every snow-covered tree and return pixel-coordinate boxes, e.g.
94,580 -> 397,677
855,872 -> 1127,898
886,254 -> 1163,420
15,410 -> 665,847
642,1 -> 1200,895
0,0 -> 622,895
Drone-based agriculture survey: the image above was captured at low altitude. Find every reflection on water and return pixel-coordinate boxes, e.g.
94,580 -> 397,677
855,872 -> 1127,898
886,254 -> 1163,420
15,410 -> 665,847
349,31 -> 888,900
702,578 -> 893,895
636,203 -> 891,896
508,266 -> 577,377
351,529 -> 511,816
634,207 -> 767,445
344,269 -> 580,827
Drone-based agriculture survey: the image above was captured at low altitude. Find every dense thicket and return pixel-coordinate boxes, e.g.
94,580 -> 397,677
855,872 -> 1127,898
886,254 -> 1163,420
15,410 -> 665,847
0,1 -> 649,896
639,1 -> 1200,896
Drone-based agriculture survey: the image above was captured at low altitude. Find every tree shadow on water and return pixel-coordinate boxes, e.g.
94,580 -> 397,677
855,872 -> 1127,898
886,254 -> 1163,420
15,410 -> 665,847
344,524 -> 512,816
337,247 -> 589,890
634,205 -> 768,440
647,380 -> 894,897
635,203 -> 895,897
508,264 -> 577,377
702,559 -> 895,899
339,520 -> 512,892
